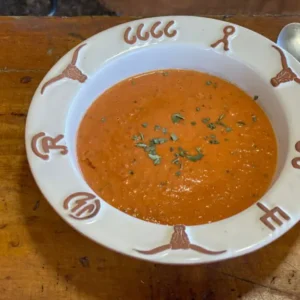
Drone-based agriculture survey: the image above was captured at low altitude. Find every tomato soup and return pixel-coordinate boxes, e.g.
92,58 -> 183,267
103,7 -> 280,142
77,70 -> 277,225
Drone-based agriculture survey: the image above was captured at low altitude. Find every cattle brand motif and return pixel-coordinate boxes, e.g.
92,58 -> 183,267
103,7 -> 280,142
135,225 -> 226,255
41,44 -> 87,94
271,45 -> 300,87
257,202 -> 290,231
211,25 -> 236,51
31,132 -> 68,160
124,21 -> 177,45
63,192 -> 101,220
291,141 -> 300,169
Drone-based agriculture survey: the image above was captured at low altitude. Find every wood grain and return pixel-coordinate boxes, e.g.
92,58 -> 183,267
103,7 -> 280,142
100,0 -> 300,16
1,16 -> 300,300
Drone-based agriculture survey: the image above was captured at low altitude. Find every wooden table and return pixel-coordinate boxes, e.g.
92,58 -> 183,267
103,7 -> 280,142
1,16 -> 300,300
101,0 -> 300,17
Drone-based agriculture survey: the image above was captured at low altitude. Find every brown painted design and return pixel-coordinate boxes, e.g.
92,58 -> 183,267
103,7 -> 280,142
63,192 -> 101,220
211,25 -> 235,51
163,21 -> 177,38
257,202 -> 290,231
124,21 -> 177,44
291,141 -> 300,169
136,24 -> 150,41
271,45 -> 300,87
41,44 -> 87,94
150,21 -> 163,38
135,225 -> 226,255
31,132 -> 68,160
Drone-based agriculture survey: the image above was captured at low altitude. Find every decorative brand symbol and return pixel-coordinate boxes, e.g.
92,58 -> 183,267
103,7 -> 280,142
211,25 -> 236,51
41,44 -> 88,94
63,192 -> 101,220
31,132 -> 68,160
291,141 -> 300,169
135,225 -> 226,255
257,202 -> 290,231
124,21 -> 177,45
271,45 -> 300,87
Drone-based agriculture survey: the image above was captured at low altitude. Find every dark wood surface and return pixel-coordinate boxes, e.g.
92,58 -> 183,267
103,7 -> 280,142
1,16 -> 300,299
101,0 -> 300,16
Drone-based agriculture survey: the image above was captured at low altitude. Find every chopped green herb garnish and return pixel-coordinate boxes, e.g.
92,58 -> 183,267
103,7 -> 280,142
154,125 -> 161,131
151,137 -> 168,144
101,117 -> 106,122
148,153 -> 161,165
202,118 -> 210,124
135,136 -> 170,165
139,132 -> 144,141
175,171 -> 181,177
142,122 -> 148,128
170,133 -> 178,141
178,147 -> 187,157
236,121 -> 246,127
186,148 -> 204,162
131,80 -> 136,85
215,121 -> 226,127
162,128 -> 168,134
252,115 -> 257,122
132,135 -> 139,141
191,121 -> 197,126
196,107 -> 201,112
253,95 -> 259,100
129,170 -> 134,175
209,139 -> 220,144
135,143 -> 147,148
225,127 -> 232,132
210,134 -> 216,139
162,71 -> 169,76
207,123 -> 217,130
172,157 -> 180,164
145,144 -> 156,155
171,113 -> 185,124
218,114 -> 225,121
206,80 -> 212,86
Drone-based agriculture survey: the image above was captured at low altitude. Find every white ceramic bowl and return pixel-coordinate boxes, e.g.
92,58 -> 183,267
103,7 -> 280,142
25,16 -> 300,264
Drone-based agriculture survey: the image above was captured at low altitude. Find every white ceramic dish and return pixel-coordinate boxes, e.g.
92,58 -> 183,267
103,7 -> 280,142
25,16 -> 300,264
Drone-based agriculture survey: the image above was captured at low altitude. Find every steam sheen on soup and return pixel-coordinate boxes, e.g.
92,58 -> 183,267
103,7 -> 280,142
77,70 -> 277,225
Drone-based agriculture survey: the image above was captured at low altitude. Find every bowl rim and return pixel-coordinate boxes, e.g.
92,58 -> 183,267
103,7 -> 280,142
25,16 -> 300,264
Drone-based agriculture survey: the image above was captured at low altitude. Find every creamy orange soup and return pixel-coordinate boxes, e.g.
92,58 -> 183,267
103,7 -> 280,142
77,70 -> 277,225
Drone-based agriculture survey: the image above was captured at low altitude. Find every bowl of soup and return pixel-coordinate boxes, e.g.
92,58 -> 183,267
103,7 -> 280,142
25,16 -> 300,264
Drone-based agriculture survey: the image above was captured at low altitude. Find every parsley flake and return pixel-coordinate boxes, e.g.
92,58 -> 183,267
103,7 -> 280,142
171,113 -> 185,124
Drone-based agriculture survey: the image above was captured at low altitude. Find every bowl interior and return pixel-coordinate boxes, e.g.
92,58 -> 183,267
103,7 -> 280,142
66,43 -> 289,200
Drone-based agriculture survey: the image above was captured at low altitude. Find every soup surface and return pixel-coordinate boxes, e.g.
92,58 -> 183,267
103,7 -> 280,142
77,70 -> 277,225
